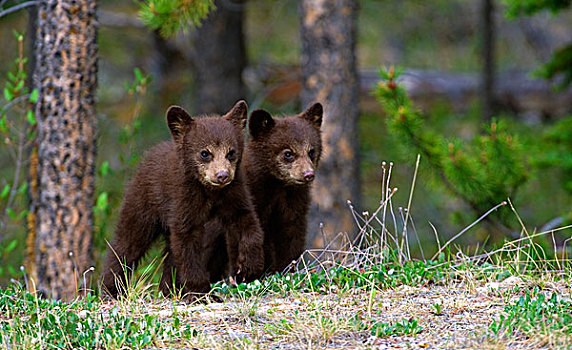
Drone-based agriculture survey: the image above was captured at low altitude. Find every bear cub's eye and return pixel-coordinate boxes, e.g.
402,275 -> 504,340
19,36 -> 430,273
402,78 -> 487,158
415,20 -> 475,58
308,149 -> 315,160
200,150 -> 211,160
226,149 -> 236,161
283,149 -> 295,162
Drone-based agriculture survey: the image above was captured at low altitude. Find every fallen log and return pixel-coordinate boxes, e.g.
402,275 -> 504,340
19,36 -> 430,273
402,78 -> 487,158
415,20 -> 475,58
245,64 -> 572,120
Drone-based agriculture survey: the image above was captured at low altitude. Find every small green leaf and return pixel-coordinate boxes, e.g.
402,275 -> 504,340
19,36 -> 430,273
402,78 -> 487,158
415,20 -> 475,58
4,88 -> 14,102
1,184 -> 10,198
18,182 -> 28,195
133,120 -> 142,134
142,74 -> 152,85
17,209 -> 28,221
26,110 -> 36,125
29,89 -> 39,103
16,31 -> 23,42
15,80 -> 24,91
100,161 -> 110,177
134,68 -> 144,82
0,114 -> 7,133
96,192 -> 108,211
6,208 -> 16,219
4,240 -> 17,253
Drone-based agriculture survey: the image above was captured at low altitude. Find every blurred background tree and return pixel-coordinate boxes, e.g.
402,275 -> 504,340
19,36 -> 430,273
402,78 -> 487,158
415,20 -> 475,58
0,0 -> 571,287
189,0 -> 247,114
300,0 -> 360,247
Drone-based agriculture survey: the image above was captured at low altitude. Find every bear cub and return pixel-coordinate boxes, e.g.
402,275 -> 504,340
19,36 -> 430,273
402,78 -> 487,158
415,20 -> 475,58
102,101 -> 264,299
243,103 -> 323,273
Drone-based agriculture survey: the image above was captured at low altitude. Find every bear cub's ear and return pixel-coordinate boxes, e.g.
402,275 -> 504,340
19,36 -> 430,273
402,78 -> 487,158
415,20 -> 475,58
249,109 -> 275,140
299,102 -> 323,130
166,106 -> 194,142
223,100 -> 248,129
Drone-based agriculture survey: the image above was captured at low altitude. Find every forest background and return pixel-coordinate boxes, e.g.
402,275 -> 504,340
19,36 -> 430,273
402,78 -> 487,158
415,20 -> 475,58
0,0 -> 571,286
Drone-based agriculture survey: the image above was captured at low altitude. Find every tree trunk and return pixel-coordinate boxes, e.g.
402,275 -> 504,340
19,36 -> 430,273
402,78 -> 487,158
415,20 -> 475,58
28,0 -> 98,300
189,0 -> 246,114
481,0 -> 496,122
300,0 -> 360,248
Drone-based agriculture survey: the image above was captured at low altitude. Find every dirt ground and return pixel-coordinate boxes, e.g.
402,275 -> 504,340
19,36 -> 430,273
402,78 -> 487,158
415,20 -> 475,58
98,276 -> 571,349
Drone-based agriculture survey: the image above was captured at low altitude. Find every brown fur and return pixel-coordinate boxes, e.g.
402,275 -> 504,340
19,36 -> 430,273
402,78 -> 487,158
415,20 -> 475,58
243,103 -> 323,272
101,101 -> 264,299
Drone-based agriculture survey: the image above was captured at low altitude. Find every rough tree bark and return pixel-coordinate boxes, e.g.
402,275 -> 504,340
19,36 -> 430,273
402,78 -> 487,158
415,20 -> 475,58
300,0 -> 360,247
189,0 -> 246,114
28,0 -> 98,300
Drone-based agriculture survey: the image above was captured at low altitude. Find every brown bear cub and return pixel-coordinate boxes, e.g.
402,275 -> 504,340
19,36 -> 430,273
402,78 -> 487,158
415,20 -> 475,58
101,101 -> 264,299
243,103 -> 323,273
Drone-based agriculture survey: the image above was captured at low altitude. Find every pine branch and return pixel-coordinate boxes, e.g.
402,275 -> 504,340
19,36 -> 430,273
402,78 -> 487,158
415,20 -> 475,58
375,67 -> 521,234
138,0 -> 216,37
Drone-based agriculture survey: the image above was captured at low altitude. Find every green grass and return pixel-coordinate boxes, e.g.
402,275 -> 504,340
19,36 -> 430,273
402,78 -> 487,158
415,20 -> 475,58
0,284 -> 198,349
2,162 -> 572,349
489,288 -> 572,343
371,317 -> 423,338
1,242 -> 571,348
213,259 -> 453,299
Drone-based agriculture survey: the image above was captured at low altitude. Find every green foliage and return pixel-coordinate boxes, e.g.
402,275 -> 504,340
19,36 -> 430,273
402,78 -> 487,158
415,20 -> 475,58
534,44 -> 572,90
375,67 -> 527,229
533,116 -> 572,194
489,288 -> 572,339
0,32 -> 36,281
138,0 -> 216,37
502,0 -> 571,17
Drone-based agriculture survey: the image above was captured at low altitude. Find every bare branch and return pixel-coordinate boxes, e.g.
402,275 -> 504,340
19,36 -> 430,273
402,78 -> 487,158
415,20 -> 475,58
0,1 -> 37,19
1,94 -> 30,113
431,201 -> 509,260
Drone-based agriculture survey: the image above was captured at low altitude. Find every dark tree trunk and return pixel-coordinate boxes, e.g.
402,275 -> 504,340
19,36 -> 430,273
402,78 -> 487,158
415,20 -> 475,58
28,0 -> 98,301
149,29 -> 185,110
300,0 -> 360,247
190,0 -> 246,114
481,0 -> 496,122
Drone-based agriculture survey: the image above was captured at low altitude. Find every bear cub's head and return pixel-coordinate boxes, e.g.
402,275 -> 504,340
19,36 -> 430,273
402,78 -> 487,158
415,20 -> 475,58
166,100 -> 248,189
249,103 -> 323,186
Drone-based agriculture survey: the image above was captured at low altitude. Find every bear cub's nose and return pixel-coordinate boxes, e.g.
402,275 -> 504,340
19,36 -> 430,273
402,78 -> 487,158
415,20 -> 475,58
303,170 -> 315,183
216,171 -> 230,184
